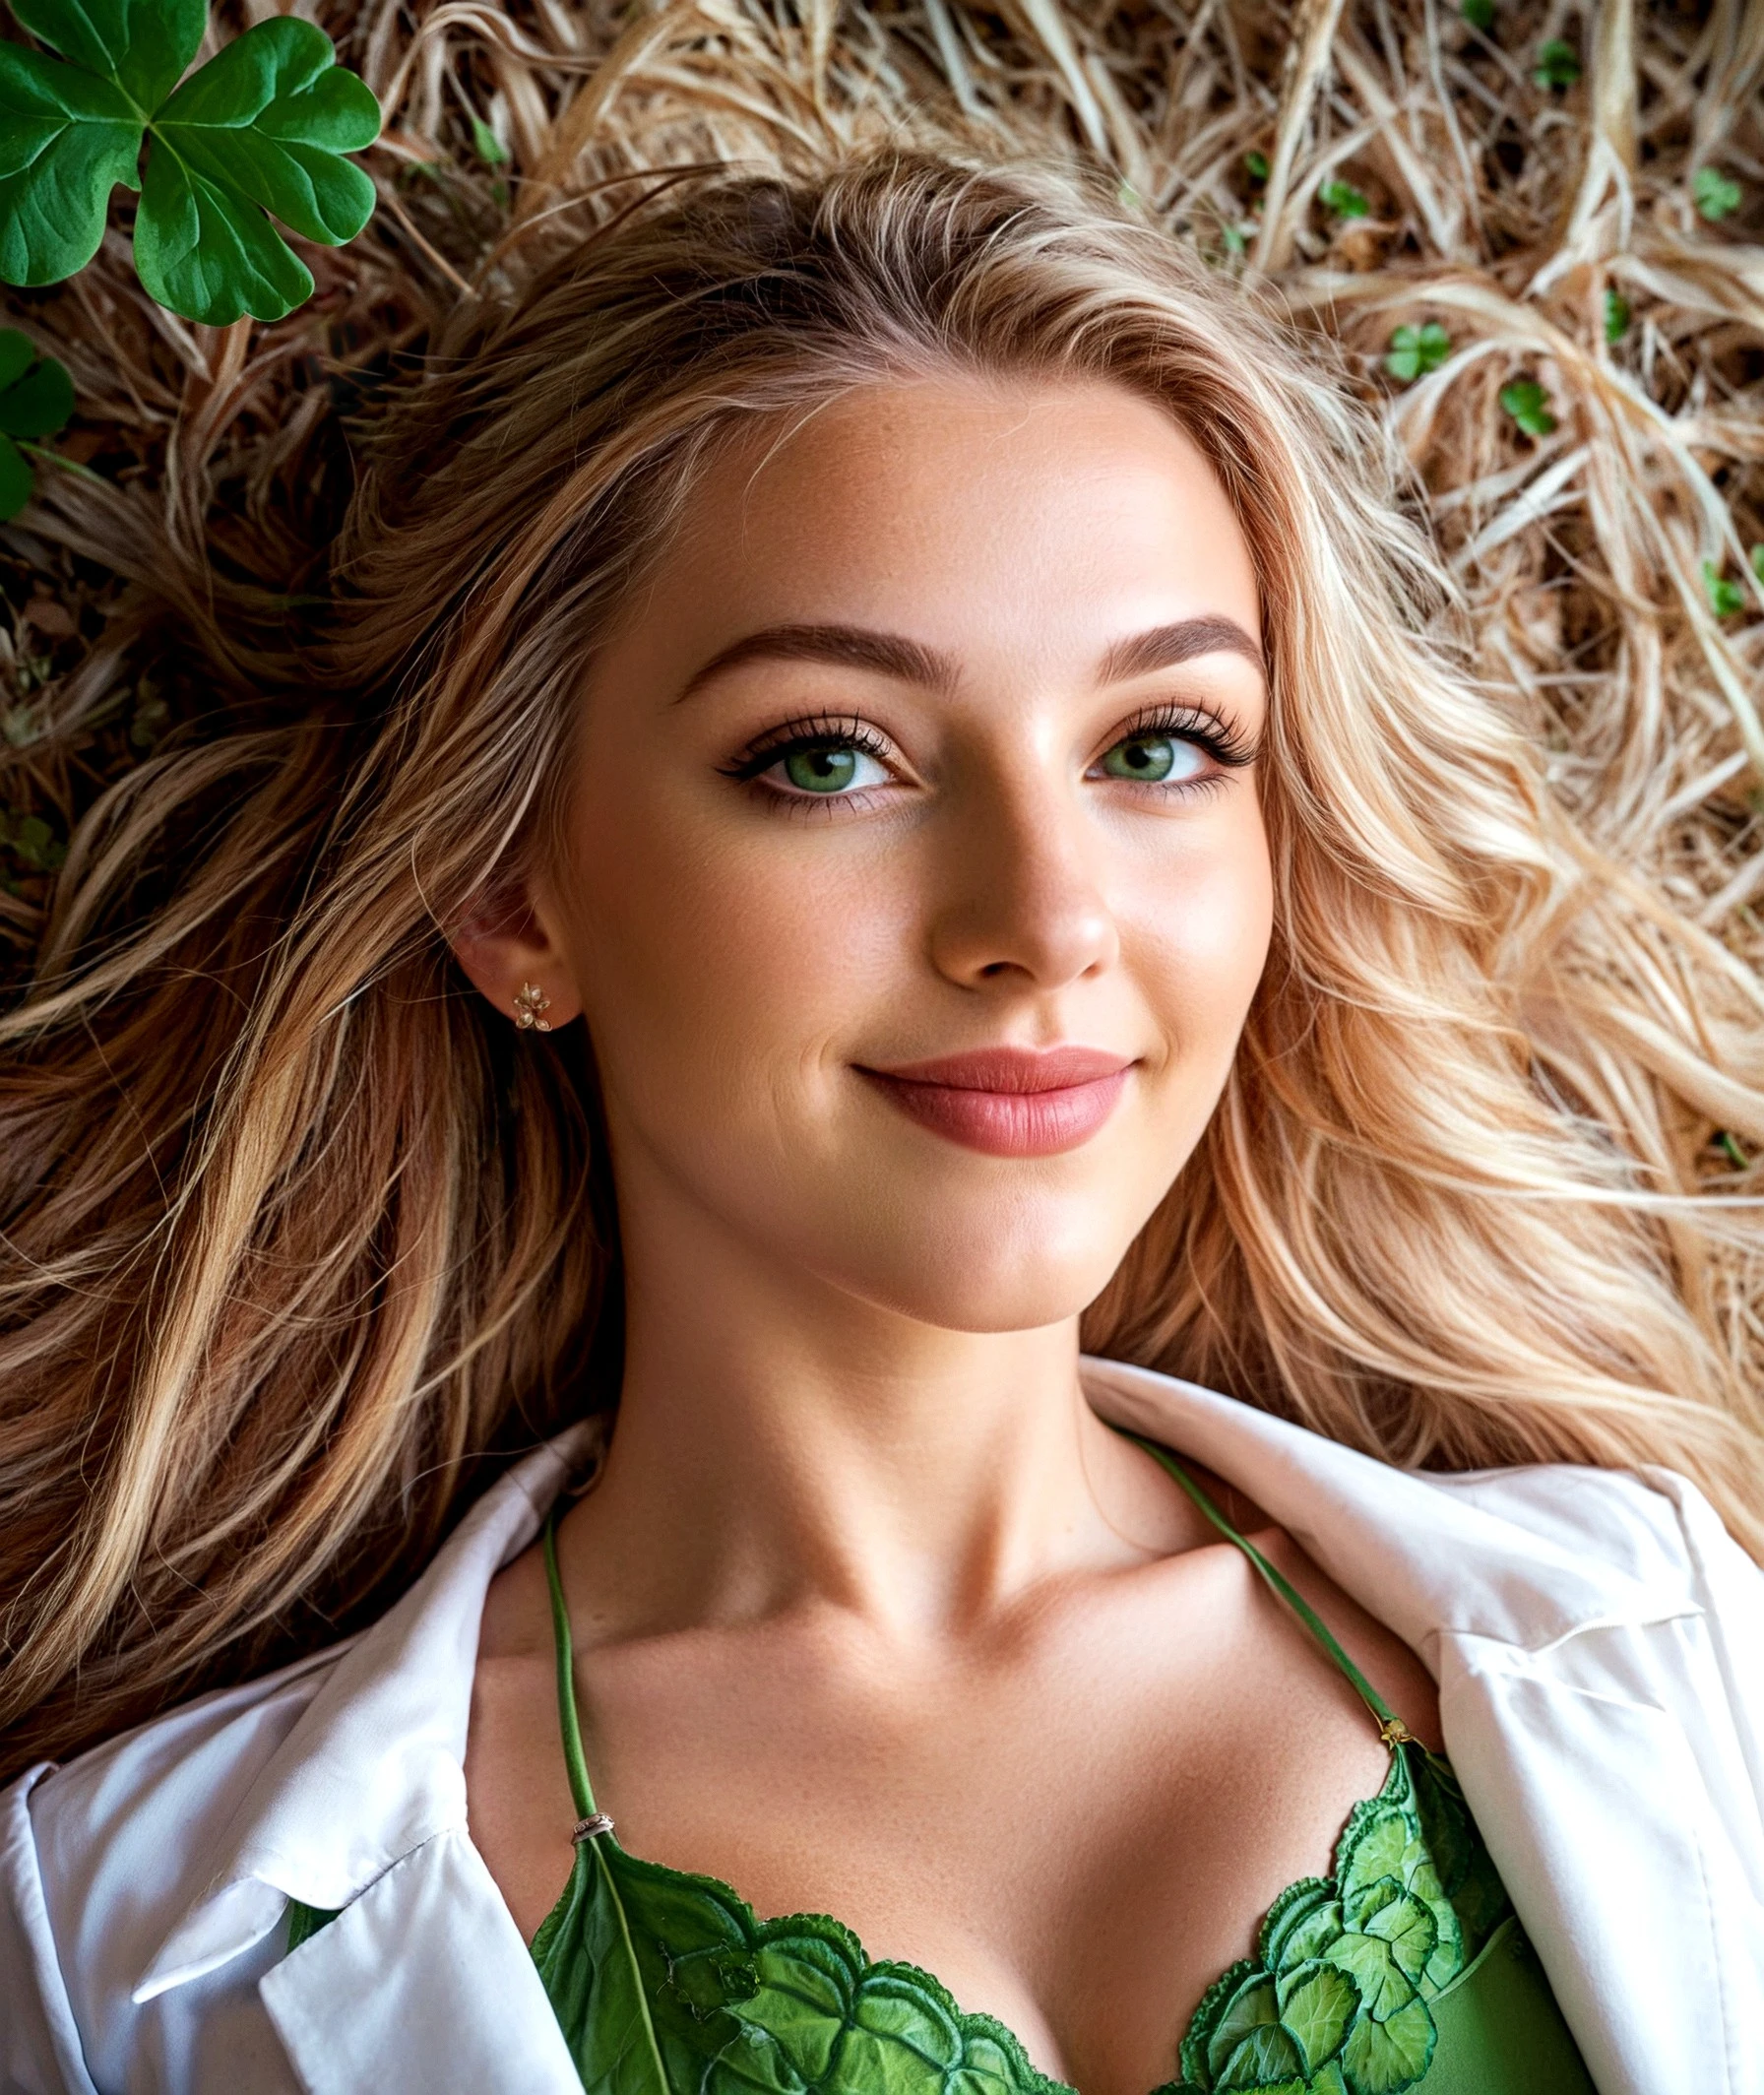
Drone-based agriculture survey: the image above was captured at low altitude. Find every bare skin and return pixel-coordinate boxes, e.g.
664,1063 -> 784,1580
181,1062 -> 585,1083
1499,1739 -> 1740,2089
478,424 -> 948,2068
455,373 -> 1441,2094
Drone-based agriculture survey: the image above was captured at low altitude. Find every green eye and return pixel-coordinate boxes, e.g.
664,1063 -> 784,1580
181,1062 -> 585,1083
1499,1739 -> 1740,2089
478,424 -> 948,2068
784,746 -> 860,793
1101,733 -> 1178,781
766,741 -> 888,795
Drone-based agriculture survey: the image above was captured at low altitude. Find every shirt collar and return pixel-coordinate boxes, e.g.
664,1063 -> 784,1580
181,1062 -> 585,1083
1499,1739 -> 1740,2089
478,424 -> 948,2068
1079,1355 -> 1692,1654
134,1418 -> 605,2001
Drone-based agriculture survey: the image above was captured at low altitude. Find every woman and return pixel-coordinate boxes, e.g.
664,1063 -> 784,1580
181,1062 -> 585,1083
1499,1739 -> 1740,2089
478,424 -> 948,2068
1,151 -> 1760,2095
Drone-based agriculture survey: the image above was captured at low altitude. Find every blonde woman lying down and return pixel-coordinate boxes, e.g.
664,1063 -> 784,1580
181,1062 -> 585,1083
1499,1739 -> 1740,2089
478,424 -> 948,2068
3,153 -> 1760,2095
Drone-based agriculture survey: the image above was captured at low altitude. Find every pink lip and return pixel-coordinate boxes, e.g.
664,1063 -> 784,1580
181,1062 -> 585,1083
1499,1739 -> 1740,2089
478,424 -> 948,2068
856,1046 -> 1135,1157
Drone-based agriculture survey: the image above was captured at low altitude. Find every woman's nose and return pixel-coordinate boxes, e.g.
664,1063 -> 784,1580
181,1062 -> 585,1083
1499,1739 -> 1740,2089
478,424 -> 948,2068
924,775 -> 1119,992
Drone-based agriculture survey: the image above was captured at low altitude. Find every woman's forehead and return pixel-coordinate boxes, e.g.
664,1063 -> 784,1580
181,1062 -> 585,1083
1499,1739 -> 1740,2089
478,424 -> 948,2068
604,374 -> 1262,696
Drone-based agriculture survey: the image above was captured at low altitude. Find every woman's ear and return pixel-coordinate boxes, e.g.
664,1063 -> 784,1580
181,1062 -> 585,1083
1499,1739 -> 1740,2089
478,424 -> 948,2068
447,875 -> 585,1034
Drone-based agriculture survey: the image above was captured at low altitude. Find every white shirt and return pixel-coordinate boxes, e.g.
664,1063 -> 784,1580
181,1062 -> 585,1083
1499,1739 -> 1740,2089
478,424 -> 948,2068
3,1357 -> 1761,2095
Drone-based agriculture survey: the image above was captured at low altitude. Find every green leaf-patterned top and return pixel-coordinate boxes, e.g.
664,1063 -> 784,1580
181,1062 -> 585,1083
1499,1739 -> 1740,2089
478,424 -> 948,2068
287,1432 -> 1598,2095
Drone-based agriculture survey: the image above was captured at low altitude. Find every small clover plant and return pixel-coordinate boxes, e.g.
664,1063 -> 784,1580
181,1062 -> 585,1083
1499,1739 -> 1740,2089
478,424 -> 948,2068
1693,166 -> 1742,223
1499,379 -> 1555,437
1385,323 -> 1451,382
1703,560 -> 1748,618
1604,289 -> 1630,344
0,328 -> 72,517
0,0 -> 382,326
1319,179 -> 1369,220
0,805 -> 67,873
1533,39 -> 1581,90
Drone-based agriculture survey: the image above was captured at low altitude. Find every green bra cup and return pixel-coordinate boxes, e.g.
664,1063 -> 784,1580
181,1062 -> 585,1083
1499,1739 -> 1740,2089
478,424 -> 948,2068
287,1431 -> 1597,2095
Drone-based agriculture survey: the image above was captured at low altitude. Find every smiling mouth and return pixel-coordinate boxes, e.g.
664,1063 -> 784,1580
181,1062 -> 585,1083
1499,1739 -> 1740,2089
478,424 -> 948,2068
855,1046 -> 1135,1158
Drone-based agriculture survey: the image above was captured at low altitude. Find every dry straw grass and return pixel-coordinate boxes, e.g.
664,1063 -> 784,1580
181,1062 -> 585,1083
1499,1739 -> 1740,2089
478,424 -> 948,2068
1,1 -> 1760,1192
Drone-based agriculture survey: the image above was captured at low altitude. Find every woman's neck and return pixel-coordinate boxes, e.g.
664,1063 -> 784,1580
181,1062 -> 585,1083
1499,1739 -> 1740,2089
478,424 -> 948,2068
556,1185 -> 1171,1646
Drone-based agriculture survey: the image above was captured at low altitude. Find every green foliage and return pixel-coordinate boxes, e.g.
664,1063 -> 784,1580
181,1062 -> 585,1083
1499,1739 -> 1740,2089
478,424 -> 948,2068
1244,150 -> 1268,183
1532,40 -> 1581,90
0,0 -> 381,325
1753,544 -> 1764,585
1318,180 -> 1368,220
1499,379 -> 1555,436
1693,166 -> 1742,223
1718,1131 -> 1749,1170
0,804 -> 66,872
1384,323 -> 1450,382
1459,0 -> 1493,29
0,328 -> 72,518
469,112 -> 507,166
1604,289 -> 1630,344
1703,560 -> 1748,617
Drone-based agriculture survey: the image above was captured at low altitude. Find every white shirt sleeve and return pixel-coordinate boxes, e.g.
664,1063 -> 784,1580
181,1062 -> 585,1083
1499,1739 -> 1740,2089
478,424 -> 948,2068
1,1767 -> 101,2095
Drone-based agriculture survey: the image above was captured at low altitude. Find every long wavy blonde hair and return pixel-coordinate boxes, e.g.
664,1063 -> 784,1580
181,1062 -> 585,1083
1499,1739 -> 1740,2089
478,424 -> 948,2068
3,148 -> 1761,1779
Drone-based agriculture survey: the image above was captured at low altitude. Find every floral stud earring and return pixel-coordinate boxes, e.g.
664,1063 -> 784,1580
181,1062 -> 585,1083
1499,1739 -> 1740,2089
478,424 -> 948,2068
513,981 -> 552,1032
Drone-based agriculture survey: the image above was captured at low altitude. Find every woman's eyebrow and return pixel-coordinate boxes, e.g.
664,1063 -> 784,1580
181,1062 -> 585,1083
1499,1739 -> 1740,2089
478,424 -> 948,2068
672,614 -> 1265,704
1100,615 -> 1265,683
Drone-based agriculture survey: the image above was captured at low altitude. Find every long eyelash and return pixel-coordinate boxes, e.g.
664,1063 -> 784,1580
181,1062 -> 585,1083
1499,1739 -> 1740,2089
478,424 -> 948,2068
1116,702 -> 1261,770
718,713 -> 890,782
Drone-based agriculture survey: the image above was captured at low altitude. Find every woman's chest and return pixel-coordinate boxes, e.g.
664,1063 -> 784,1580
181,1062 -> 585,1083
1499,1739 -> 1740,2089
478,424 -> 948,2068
466,1550 -> 1439,2093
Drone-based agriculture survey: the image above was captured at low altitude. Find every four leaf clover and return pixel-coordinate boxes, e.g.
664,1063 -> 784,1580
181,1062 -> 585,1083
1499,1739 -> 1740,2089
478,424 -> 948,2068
0,327 -> 71,517
1385,323 -> 1451,383
1693,166 -> 1742,223
0,0 -> 381,325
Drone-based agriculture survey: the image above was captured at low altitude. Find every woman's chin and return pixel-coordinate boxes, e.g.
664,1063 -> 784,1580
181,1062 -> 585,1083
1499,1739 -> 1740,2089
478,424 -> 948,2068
793,1204 -> 1141,1337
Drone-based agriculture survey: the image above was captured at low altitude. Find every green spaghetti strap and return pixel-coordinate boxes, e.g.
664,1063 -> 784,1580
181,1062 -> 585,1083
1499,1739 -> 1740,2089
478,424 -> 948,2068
541,1504 -> 598,1820
1119,1428 -> 1416,1747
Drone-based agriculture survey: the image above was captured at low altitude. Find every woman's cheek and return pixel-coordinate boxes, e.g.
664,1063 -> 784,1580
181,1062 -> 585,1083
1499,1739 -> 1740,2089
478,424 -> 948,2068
1129,824 -> 1273,1078
571,793 -> 911,1111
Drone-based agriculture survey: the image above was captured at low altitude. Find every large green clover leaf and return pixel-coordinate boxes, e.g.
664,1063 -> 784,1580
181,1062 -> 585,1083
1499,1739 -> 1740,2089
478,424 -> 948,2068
0,46 -> 141,284
0,325 -> 72,516
0,0 -> 379,324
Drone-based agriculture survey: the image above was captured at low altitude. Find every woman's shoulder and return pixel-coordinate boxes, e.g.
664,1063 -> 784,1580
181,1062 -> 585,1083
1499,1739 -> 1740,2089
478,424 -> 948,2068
1417,1449 -> 1755,1589
12,1634 -> 346,1882
1080,1353 -> 1763,1656
1,1426 -> 598,2093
